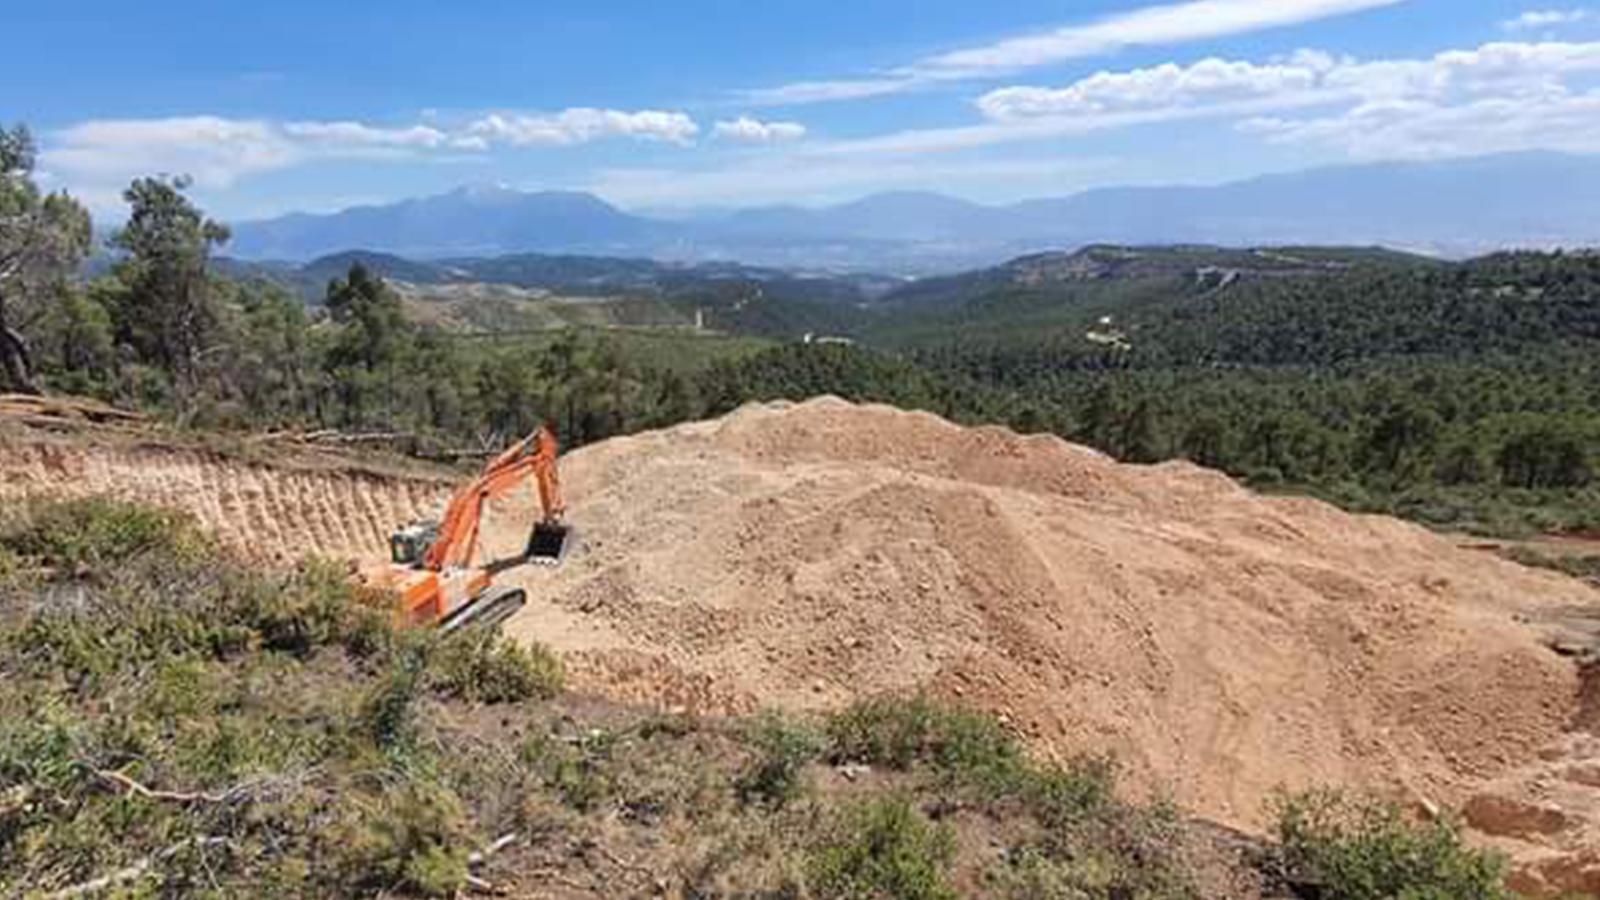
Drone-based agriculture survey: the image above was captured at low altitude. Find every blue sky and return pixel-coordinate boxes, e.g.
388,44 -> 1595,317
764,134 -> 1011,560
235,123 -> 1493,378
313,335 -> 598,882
6,0 -> 1600,221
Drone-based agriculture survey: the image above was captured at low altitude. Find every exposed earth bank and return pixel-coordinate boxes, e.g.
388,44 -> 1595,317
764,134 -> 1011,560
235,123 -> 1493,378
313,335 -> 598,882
494,398 -> 1600,894
3,398 -> 1596,893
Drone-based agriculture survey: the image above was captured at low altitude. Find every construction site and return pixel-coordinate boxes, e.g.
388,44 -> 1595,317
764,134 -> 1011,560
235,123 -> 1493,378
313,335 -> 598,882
3,392 -> 1596,896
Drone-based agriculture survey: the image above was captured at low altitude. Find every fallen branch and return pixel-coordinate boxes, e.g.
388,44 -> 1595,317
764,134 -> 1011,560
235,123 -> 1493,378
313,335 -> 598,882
47,836 -> 228,899
86,766 -> 236,805
82,763 -> 306,807
88,762 -> 233,797
467,832 -> 520,867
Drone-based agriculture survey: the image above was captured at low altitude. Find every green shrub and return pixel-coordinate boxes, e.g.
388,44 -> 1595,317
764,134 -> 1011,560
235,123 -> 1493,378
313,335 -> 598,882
361,642 -> 428,751
519,728 -> 616,813
806,796 -> 958,900
428,627 -> 563,704
2,497 -> 208,569
827,695 -> 1020,778
735,711 -> 825,808
324,781 -> 471,897
1272,789 -> 1509,900
1022,757 -> 1116,830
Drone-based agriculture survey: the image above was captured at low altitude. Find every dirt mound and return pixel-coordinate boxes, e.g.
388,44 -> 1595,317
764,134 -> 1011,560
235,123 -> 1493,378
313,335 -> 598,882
494,398 -> 1596,843
0,420 -> 452,563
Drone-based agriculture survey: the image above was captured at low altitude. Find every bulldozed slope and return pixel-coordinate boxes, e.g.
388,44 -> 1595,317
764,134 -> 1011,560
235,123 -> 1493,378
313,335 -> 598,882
4,397 -> 1595,890
495,398 -> 1596,842
0,422 -> 452,563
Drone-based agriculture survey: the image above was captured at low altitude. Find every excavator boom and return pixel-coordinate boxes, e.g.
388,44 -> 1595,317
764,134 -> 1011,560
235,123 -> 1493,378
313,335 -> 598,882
422,424 -> 567,571
357,423 -> 570,630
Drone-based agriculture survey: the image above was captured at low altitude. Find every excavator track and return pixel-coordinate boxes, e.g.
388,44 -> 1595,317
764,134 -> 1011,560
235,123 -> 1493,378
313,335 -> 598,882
439,585 -> 527,634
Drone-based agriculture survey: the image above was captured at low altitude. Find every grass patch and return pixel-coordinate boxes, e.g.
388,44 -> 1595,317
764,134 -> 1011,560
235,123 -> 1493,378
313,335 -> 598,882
736,711 -> 827,808
0,498 -> 1521,899
1272,788 -> 1509,900
429,625 -> 564,703
805,795 -> 958,900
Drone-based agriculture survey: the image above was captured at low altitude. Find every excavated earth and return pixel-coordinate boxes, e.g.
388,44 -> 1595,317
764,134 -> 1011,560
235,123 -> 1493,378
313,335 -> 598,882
4,398 -> 1597,893
493,398 -> 1600,895
0,417 -> 453,564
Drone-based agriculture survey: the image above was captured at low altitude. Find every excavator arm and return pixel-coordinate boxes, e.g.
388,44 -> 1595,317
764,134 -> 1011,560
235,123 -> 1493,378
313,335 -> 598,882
357,423 -> 568,632
422,424 -> 567,571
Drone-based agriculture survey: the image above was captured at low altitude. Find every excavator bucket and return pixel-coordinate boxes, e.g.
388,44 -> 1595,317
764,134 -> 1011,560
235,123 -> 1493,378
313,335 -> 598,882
526,521 -> 572,565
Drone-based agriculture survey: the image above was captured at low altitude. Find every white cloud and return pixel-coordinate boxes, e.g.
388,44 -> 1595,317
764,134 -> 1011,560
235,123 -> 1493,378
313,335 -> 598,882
741,78 -> 913,105
466,109 -> 699,146
280,120 -> 454,148
1502,8 -> 1592,30
978,54 -> 1331,121
1243,91 -> 1600,158
980,42 -> 1600,122
45,117 -> 301,189
919,0 -> 1401,77
742,0 -> 1406,105
775,39 -> 1600,165
713,117 -> 807,142
42,108 -> 702,207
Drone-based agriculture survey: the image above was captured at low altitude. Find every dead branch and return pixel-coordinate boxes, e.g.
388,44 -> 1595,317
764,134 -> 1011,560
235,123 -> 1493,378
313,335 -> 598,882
467,832 -> 520,867
46,835 -> 229,899
83,764 -> 311,807
87,766 -> 237,805
464,873 -> 506,895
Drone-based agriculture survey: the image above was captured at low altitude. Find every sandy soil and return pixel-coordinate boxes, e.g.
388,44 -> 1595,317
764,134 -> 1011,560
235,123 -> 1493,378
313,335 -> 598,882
0,421 -> 452,563
484,398 -> 1598,891
5,398 -> 1595,891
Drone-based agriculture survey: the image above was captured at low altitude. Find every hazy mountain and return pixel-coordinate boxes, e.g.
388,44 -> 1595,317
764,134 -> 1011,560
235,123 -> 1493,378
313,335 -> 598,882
1008,151 -> 1600,253
226,152 -> 1600,271
229,185 -> 674,260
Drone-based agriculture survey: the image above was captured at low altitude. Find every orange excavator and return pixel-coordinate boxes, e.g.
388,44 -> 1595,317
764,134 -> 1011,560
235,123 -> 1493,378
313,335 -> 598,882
355,424 -> 571,632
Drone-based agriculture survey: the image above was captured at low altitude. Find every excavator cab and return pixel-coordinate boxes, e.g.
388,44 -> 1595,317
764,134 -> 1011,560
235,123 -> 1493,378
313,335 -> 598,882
390,520 -> 439,565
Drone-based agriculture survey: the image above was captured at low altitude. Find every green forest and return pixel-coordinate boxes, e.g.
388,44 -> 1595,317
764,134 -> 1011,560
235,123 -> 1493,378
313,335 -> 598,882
4,121 -> 1598,536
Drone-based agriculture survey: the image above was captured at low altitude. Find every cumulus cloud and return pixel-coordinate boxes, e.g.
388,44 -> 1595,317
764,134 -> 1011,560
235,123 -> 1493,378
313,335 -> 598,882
42,108 -> 703,202
741,0 -> 1406,105
466,109 -> 699,146
45,117 -> 302,189
280,121 -> 454,148
1502,8 -> 1592,30
979,42 -> 1600,122
712,117 -> 807,142
799,39 -> 1600,163
978,53 -> 1332,121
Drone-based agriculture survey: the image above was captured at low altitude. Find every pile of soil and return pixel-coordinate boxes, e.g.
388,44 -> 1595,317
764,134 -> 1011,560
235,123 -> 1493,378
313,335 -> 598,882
6,396 -> 1595,890
483,398 -> 1597,887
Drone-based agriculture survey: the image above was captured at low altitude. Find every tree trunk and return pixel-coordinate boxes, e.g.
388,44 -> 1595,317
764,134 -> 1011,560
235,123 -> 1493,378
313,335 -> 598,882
0,311 -> 39,395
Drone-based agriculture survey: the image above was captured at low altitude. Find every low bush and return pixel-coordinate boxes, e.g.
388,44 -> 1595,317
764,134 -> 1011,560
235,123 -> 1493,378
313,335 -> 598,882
736,711 -> 826,808
827,694 -> 1020,780
1272,788 -> 1509,900
428,626 -> 564,703
806,796 -> 958,900
2,496 -> 209,569
518,727 -> 617,813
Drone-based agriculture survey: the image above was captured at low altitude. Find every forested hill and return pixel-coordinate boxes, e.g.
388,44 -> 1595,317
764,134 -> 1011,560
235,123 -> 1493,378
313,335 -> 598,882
5,135 -> 1597,537
733,248 -> 1600,536
871,244 -> 1439,314
213,249 -> 898,308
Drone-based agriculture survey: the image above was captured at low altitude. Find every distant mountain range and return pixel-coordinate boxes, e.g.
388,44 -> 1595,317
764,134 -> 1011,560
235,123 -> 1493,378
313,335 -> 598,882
227,152 -> 1600,273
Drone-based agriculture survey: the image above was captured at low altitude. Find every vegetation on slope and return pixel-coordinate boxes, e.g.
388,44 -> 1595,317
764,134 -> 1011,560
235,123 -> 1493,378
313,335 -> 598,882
0,498 -> 1510,898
